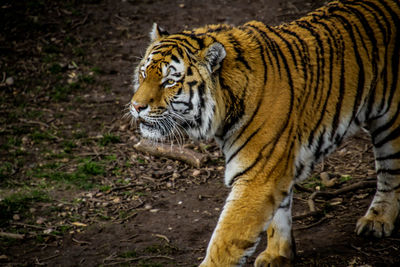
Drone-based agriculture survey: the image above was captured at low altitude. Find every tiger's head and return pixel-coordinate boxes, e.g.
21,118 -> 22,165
130,23 -> 226,141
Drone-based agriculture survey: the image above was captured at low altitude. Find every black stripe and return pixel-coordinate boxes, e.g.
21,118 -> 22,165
268,27 -> 299,70
219,75 -> 246,137
296,20 -> 326,143
376,151 -> 400,161
279,27 -> 311,120
228,33 -> 252,71
295,19 -> 334,147
175,33 -> 205,49
373,124 -> 400,148
187,66 -> 193,76
249,24 -> 281,77
171,54 -> 180,63
226,127 -> 261,164
377,0 -> 400,117
334,11 -> 367,129
371,102 -> 400,137
377,183 -> 400,193
377,168 -> 400,175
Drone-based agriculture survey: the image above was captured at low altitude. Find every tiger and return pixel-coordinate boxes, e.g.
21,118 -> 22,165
129,0 -> 400,265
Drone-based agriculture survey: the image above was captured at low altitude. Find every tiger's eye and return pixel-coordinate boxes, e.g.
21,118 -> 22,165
167,79 -> 175,84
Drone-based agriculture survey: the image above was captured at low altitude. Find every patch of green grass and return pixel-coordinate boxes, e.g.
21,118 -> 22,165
1,136 -> 21,150
63,140 -> 77,153
0,190 -> 50,226
72,47 -> 85,57
143,243 -> 177,255
31,130 -> 57,143
49,63 -> 63,74
43,44 -> 60,54
99,185 -> 111,192
31,158 -> 105,189
303,175 -> 324,189
0,162 -> 13,179
51,83 -> 80,101
120,250 -> 138,258
79,74 -> 95,84
73,129 -> 88,139
340,174 -> 352,183
25,110 -> 44,120
90,66 -> 103,75
99,133 -> 121,146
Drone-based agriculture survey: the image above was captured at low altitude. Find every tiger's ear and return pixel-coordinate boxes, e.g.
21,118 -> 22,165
150,23 -> 169,42
204,42 -> 226,73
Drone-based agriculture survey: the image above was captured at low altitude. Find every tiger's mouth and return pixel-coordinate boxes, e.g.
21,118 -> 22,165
138,117 -> 174,138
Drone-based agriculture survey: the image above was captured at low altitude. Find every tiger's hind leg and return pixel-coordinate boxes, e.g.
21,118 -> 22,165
254,191 -> 295,267
356,109 -> 400,238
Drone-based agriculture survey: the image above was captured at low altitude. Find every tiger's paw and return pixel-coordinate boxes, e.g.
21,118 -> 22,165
254,252 -> 293,267
355,214 -> 395,238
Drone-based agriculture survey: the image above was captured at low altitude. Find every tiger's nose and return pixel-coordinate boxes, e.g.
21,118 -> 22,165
132,103 -> 148,113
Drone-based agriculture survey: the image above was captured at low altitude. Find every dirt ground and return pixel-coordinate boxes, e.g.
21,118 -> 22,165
1,0 -> 400,266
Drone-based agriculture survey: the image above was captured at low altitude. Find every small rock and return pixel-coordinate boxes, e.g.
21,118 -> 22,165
43,228 -> 54,234
36,217 -> 45,224
172,172 -> 180,179
13,214 -> 20,221
0,255 -> 8,261
149,209 -> 159,213
192,170 -> 201,176
112,197 -> 121,203
5,77 -> 14,86
166,182 -> 172,188
144,204 -> 152,210
330,198 -> 343,206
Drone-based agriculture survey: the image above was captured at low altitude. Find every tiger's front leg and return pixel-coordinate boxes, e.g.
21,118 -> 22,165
254,191 -> 294,267
199,178 -> 293,267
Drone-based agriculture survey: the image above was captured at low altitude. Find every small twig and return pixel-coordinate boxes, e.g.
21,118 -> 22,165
12,222 -> 46,230
72,14 -> 89,29
19,118 -> 49,128
308,191 -> 317,212
120,234 -> 138,242
103,255 -> 174,266
294,183 -> 313,193
72,238 -> 91,245
294,217 -> 328,231
106,184 -> 139,193
117,212 -> 137,224
134,139 -> 208,168
293,211 -> 321,221
154,234 -> 170,243
350,244 -> 371,256
38,254 -> 60,262
0,232 -> 25,239
307,180 -> 376,212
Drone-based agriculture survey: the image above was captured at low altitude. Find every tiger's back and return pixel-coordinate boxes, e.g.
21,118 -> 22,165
129,0 -> 400,266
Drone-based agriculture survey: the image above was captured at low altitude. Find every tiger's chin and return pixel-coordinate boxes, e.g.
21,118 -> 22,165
138,122 -> 170,141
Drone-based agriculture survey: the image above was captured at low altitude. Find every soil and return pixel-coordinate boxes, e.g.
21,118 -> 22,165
1,0 -> 400,266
